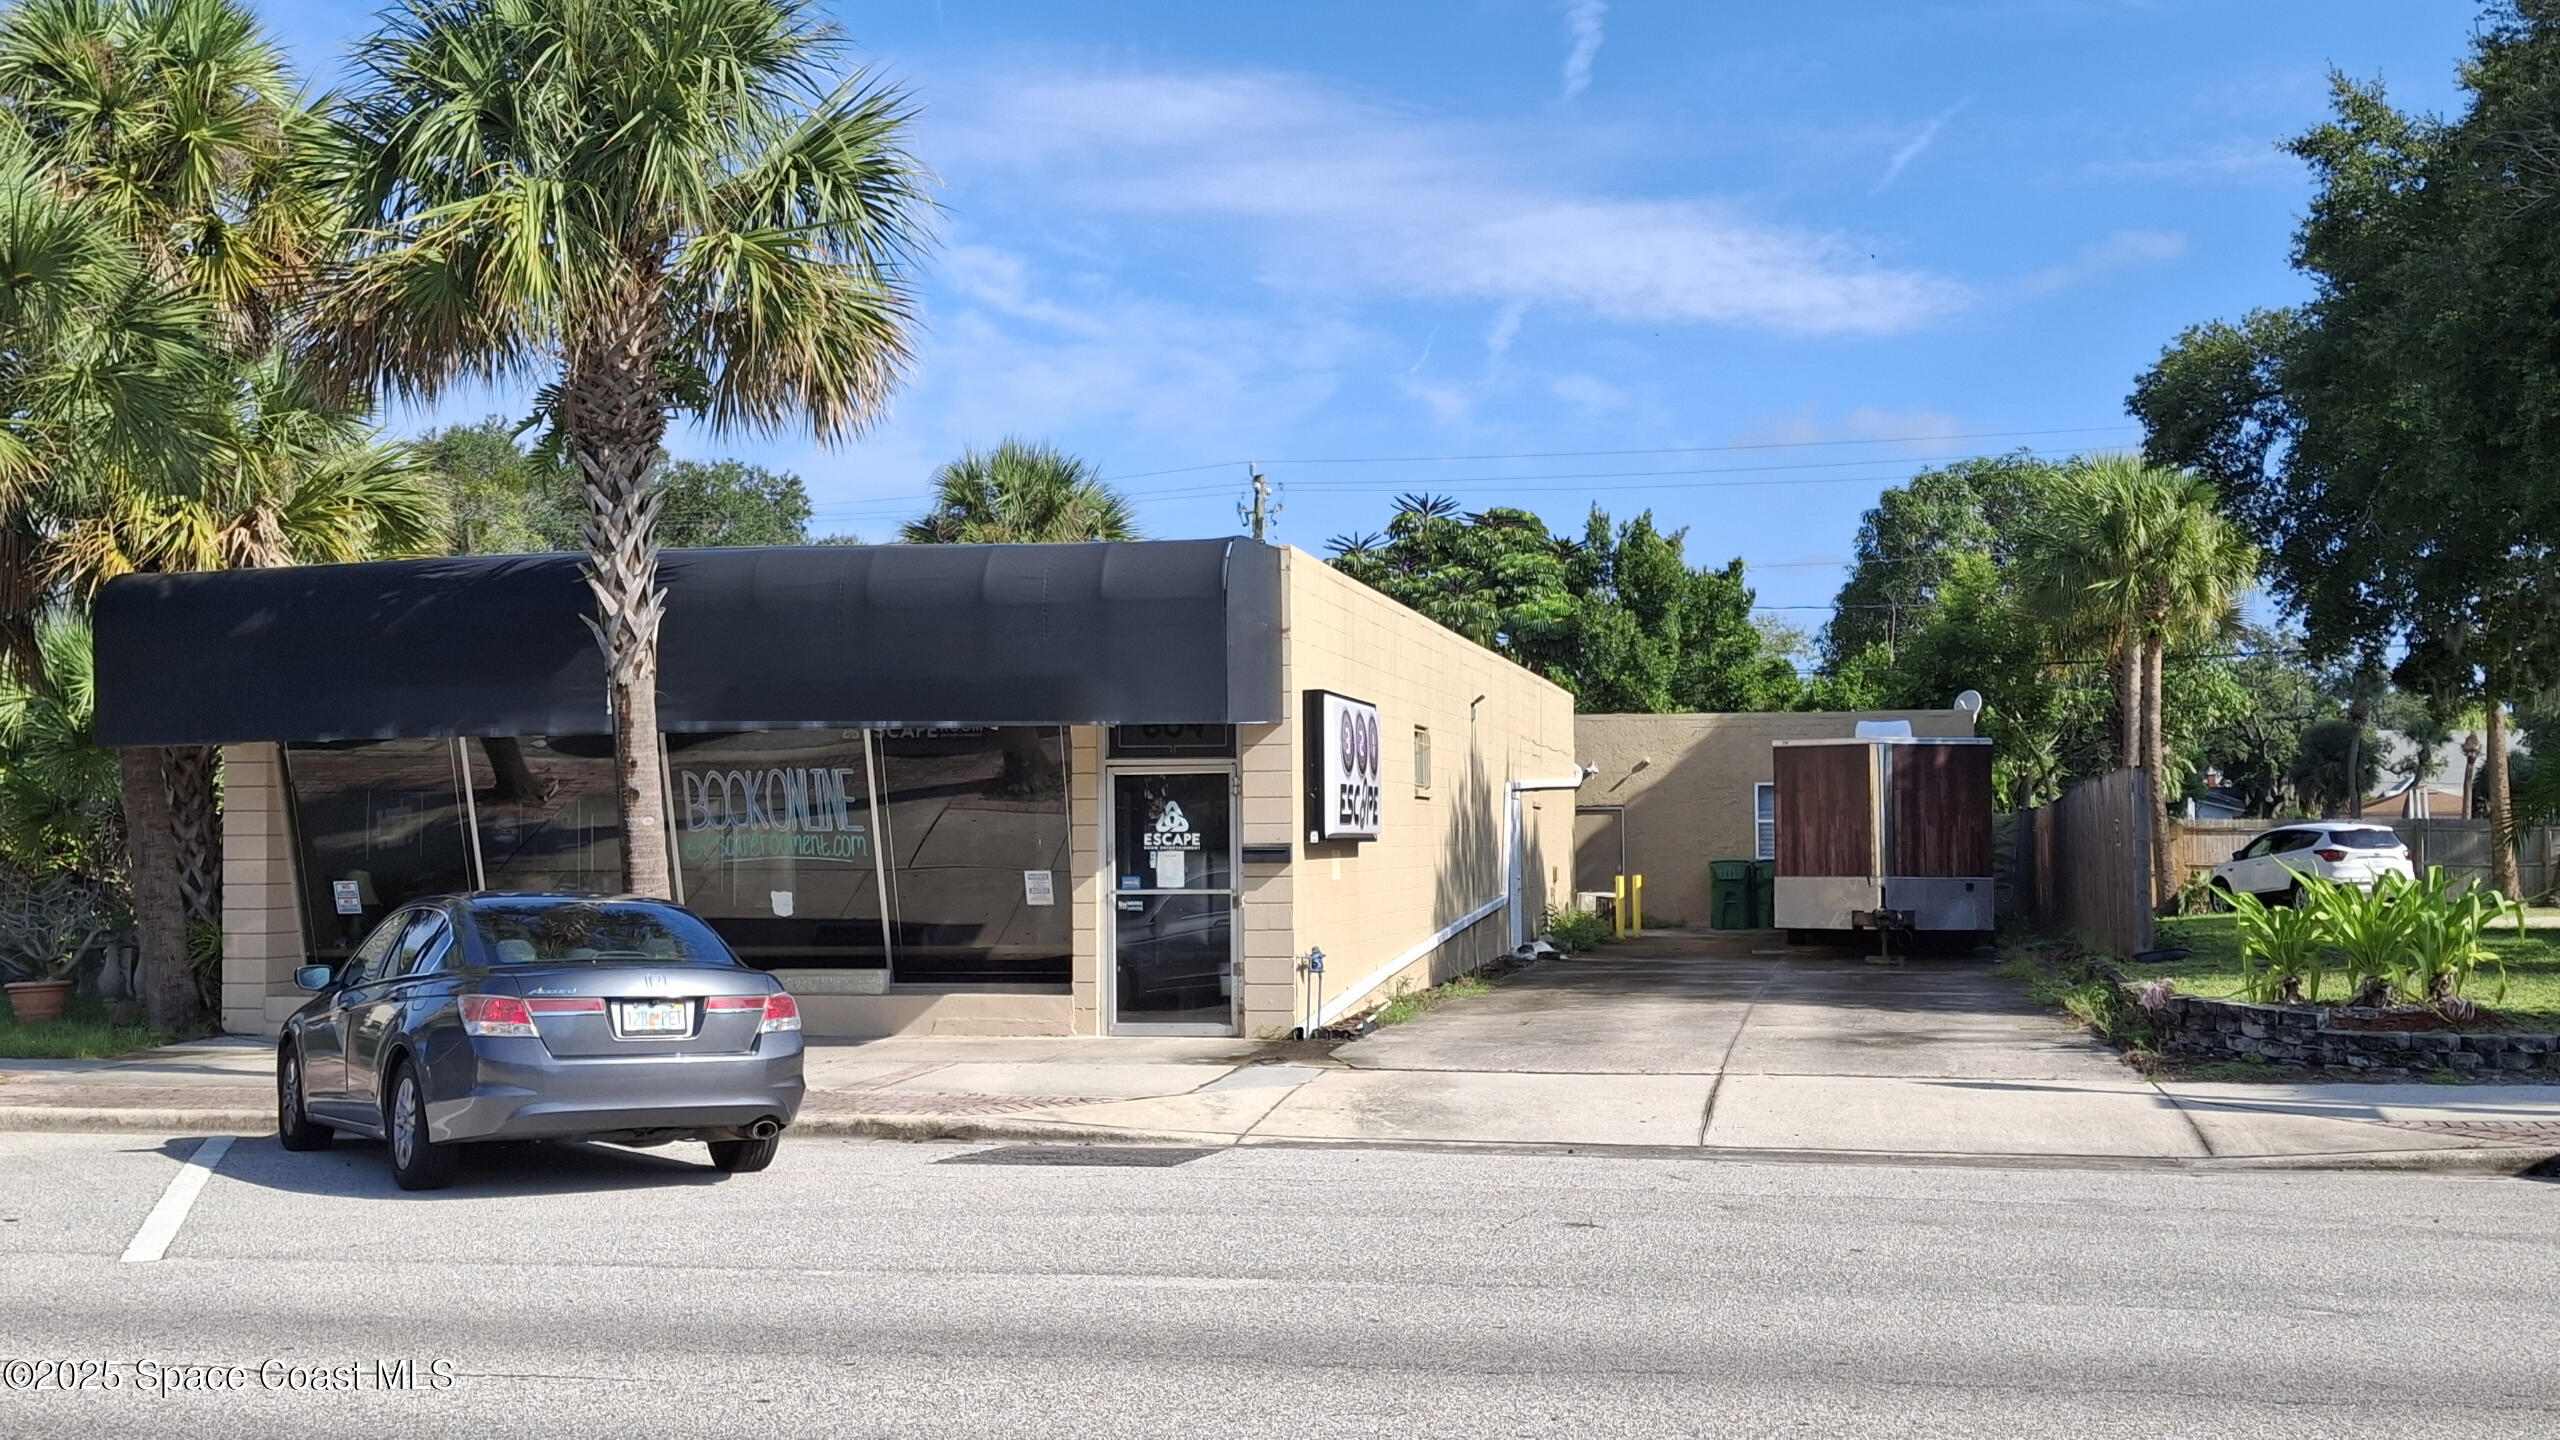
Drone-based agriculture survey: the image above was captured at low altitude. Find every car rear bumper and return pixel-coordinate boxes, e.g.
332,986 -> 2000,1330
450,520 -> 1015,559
427,1041 -> 805,1143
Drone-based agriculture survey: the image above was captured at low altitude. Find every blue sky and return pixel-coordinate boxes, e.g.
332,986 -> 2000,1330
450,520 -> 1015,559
267,1 -> 2482,631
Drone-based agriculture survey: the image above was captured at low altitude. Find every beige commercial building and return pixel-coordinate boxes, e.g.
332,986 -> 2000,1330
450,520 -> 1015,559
1572,709 -> 1977,927
98,540 -> 1577,1041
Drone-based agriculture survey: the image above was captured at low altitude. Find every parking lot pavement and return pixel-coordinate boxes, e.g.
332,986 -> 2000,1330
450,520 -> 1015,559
4,1128 -> 2560,1438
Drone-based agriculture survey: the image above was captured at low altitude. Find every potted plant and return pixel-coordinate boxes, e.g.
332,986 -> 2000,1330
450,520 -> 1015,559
0,877 -> 113,1025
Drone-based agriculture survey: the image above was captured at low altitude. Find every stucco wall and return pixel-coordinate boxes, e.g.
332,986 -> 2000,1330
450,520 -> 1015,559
1574,710 -> 1976,926
1267,550 -> 1580,1036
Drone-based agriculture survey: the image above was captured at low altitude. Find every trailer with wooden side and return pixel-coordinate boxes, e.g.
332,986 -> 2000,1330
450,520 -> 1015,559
1770,735 -> 1995,937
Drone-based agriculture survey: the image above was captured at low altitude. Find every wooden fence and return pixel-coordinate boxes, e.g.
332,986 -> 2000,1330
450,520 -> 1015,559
2003,768 -> 2154,957
2171,817 -> 2560,898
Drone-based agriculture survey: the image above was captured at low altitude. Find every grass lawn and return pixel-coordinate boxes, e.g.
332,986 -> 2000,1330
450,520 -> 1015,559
2150,913 -> 2560,1030
0,992 -> 171,1060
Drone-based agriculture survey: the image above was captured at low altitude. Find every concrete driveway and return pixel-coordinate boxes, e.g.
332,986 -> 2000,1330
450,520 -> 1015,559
1245,929 -> 2537,1161
1335,930 -> 2121,1081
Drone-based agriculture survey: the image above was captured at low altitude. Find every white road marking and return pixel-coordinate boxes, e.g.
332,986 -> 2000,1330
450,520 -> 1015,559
120,1135 -> 232,1264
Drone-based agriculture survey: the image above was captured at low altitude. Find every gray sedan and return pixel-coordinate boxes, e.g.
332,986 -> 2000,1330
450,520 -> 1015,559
276,894 -> 806,1190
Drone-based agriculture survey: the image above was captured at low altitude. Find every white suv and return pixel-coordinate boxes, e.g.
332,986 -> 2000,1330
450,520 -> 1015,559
2208,824 -> 2415,904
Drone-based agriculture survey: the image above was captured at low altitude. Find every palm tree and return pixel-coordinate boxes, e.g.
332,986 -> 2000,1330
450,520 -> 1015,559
0,612 -> 122,884
0,125 -> 221,1027
902,441 -> 1136,544
0,0 -> 335,350
2021,456 -> 2258,908
313,0 -> 934,898
0,0 -> 386,1028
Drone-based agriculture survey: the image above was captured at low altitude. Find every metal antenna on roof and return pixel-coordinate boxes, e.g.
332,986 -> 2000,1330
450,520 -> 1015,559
1240,466 -> 1278,542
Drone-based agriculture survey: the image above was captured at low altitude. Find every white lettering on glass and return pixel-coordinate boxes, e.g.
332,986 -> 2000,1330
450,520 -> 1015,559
677,765 -> 874,863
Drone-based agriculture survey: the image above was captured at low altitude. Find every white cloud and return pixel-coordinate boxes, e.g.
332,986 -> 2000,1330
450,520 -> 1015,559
1485,299 -> 1529,357
938,68 -> 1970,338
1874,103 -> 1965,193
2022,229 -> 2188,292
1559,0 -> 1607,103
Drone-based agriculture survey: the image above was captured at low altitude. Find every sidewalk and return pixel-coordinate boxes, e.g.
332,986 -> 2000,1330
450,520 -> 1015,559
5,944 -> 2558,1172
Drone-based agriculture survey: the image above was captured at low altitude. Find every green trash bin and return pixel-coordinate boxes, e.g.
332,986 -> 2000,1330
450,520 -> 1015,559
1750,860 -> 1777,931
1709,859 -> 1754,930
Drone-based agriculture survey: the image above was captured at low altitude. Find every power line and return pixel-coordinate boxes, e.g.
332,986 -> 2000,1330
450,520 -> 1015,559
806,444 -> 2103,520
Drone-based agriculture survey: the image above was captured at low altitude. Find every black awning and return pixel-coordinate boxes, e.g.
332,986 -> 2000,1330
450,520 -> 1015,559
94,539 -> 1284,747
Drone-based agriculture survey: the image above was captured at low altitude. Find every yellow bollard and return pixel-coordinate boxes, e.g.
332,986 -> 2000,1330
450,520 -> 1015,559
1632,874 -> 1644,936
1612,874 -> 1627,938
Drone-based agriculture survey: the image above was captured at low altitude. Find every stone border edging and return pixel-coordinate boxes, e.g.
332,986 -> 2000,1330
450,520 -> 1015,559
2152,992 -> 2560,1076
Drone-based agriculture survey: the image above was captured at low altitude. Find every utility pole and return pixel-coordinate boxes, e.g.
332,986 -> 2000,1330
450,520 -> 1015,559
1242,466 -> 1276,542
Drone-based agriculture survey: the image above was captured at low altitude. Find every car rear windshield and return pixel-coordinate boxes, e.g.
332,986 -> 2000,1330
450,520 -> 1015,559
2326,827 -> 2403,851
468,901 -> 739,967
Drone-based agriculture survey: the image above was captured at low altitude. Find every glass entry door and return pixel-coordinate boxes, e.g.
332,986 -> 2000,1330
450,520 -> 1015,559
1109,771 -> 1237,1033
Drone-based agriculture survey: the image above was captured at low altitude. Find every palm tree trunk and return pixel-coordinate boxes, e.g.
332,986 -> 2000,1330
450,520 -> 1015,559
2487,700 -> 2521,900
2144,632 -> 2176,909
561,282 -> 676,899
166,745 -> 222,926
2460,734 -> 2481,819
116,746 -> 200,1031
575,442 -> 674,898
2115,632 -> 2142,773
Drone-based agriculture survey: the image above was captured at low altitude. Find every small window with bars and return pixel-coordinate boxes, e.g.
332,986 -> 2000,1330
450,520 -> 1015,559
1754,782 -> 1777,861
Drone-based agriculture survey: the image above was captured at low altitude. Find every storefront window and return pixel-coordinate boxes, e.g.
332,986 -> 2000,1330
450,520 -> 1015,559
284,726 -> 1073,986
667,730 -> 888,968
468,735 -> 622,895
284,740 -> 476,958
876,727 -> 1071,986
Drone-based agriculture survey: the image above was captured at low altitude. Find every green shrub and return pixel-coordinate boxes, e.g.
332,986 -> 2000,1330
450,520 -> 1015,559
2388,868 -> 2521,1006
2241,866 -> 2526,1011
1543,905 -> 1611,952
2228,887 -> 2327,1003
2302,872 -> 2416,1006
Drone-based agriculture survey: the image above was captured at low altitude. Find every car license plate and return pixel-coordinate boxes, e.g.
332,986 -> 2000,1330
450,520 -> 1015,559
618,1000 -> 689,1035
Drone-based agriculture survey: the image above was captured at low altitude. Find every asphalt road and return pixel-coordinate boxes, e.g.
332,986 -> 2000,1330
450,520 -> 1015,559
0,1131 -> 2554,1439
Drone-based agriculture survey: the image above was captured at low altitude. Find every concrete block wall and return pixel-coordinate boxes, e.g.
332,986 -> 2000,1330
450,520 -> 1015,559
1574,710 -> 1976,926
1069,724 -> 1106,1036
1273,550 -> 1579,1035
219,743 -> 309,1037
1237,722 -> 1298,1035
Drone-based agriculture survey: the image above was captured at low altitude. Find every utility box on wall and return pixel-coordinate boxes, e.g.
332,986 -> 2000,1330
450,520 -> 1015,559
1770,737 -> 1995,935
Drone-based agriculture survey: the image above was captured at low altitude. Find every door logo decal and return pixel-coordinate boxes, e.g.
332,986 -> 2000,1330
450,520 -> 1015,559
1143,800 -> 1204,851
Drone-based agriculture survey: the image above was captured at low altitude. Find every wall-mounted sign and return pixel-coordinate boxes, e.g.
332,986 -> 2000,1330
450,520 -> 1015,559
1304,690 -> 1382,844
331,879 -> 364,916
1023,870 -> 1055,906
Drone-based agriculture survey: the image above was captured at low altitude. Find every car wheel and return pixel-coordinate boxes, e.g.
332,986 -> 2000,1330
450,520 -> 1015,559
2206,880 -> 2235,913
706,1133 -> 782,1174
276,1046 -> 332,1152
2276,882 -> 2302,909
385,1059 -> 459,1191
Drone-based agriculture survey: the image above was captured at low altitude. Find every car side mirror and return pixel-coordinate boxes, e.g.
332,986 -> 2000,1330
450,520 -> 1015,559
294,963 -> 337,993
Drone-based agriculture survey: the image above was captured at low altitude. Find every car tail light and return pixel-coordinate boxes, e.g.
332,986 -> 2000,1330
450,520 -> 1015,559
459,993 -> 537,1037
759,993 -> 801,1034
703,995 -> 764,1013
2315,848 -> 2348,862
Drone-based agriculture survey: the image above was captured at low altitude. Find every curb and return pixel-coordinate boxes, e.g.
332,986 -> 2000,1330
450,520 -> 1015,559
0,1105 -> 1205,1149
0,1106 -> 2551,1174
